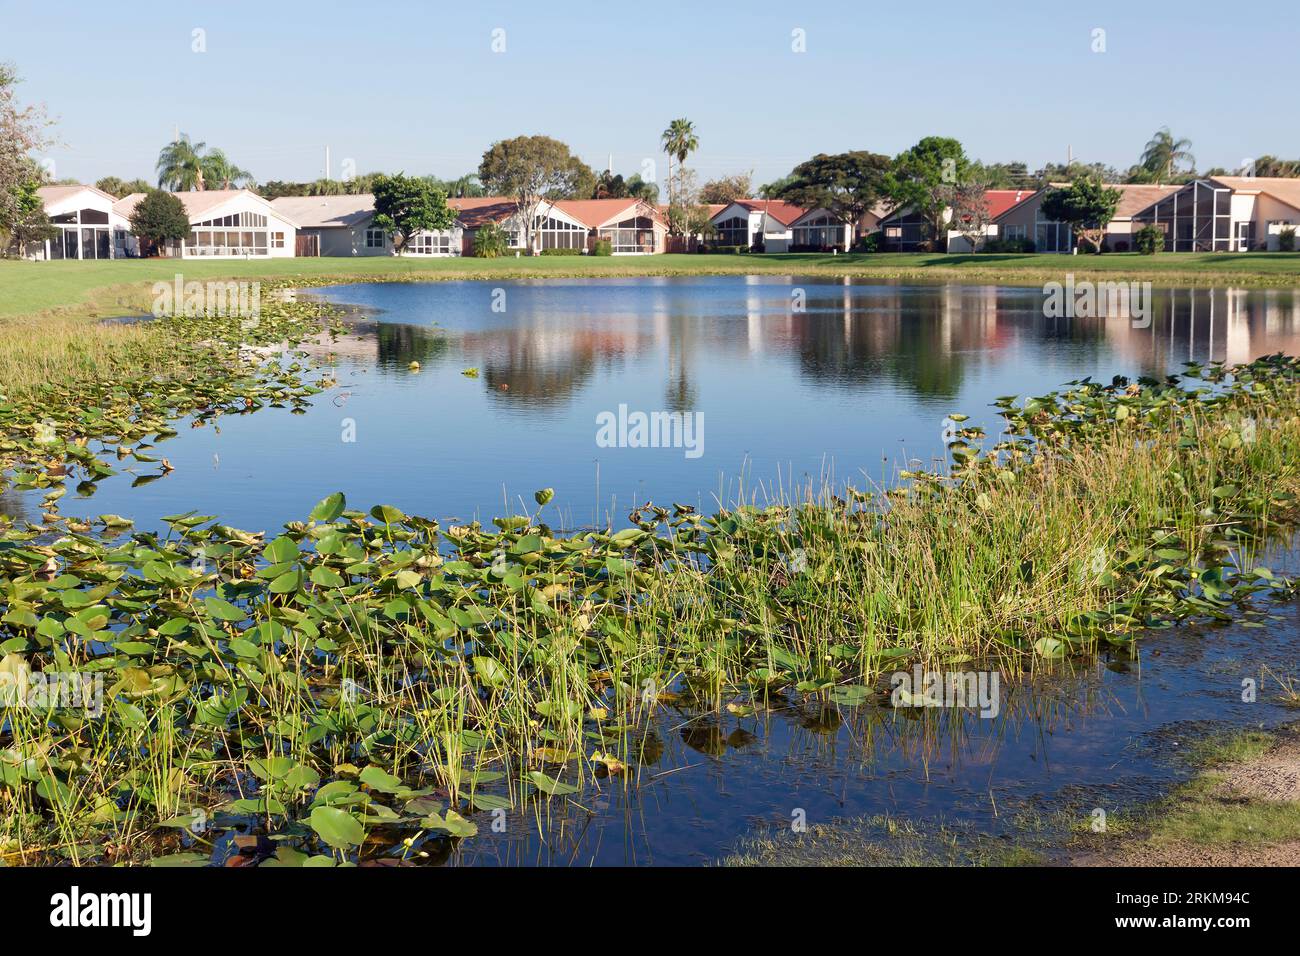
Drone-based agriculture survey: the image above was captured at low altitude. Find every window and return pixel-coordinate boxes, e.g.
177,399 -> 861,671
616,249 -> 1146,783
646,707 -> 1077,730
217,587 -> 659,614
271,232 -> 285,249
714,215 -> 750,246
404,232 -> 455,255
532,214 -> 587,250
365,228 -> 386,249
1003,224 -> 1026,242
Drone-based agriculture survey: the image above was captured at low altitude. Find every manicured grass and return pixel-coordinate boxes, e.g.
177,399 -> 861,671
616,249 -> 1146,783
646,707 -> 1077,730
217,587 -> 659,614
3,251 -> 1300,322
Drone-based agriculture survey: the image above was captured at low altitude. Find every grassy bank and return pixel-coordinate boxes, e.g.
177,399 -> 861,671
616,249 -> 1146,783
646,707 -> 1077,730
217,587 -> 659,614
3,250 -> 1300,323
1,289 -> 1299,863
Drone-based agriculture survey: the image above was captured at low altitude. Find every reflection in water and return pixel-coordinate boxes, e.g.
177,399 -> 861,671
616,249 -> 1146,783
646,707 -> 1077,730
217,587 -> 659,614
32,277 -> 1300,540
446,592 -> 1300,866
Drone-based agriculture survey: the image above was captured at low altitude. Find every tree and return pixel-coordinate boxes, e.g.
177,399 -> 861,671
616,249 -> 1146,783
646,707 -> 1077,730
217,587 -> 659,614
95,176 -> 151,198
156,134 -> 208,190
371,173 -> 455,255
625,174 -> 658,204
1039,177 -> 1122,253
660,118 -> 699,221
594,170 -> 629,199
156,134 -> 253,190
201,148 -> 254,189
698,172 -> 753,205
948,175 -> 992,252
4,175 -> 55,255
1140,127 -> 1195,185
776,151 -> 890,231
1,62 -> 53,252
758,175 -> 795,199
471,222 -> 508,258
883,137 -> 970,251
129,189 -> 190,255
478,135 -> 588,253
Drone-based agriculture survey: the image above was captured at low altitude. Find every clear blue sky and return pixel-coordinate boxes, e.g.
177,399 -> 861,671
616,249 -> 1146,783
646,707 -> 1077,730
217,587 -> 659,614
4,0 -> 1298,188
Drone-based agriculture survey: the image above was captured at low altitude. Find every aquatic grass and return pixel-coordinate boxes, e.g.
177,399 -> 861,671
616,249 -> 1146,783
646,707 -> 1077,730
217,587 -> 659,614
1,293 -> 1299,863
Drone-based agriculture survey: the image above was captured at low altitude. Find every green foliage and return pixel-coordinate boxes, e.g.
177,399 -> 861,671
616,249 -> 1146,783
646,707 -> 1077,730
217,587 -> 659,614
1279,227 -> 1296,253
1040,177 -> 1123,253
478,135 -> 591,248
128,190 -> 191,250
538,246 -> 585,256
883,137 -> 970,251
1134,224 -> 1165,255
592,238 -> 612,256
371,173 -> 455,255
94,176 -> 151,199
777,151 -> 891,227
471,221 -> 508,258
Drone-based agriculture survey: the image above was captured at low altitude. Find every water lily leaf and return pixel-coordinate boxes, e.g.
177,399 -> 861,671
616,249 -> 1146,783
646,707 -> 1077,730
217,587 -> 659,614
527,770 -> 578,796
310,492 -> 346,522
309,805 -> 364,849
204,596 -> 245,622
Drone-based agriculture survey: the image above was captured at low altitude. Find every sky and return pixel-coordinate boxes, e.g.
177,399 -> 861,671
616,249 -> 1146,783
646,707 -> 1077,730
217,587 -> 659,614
4,0 -> 1299,190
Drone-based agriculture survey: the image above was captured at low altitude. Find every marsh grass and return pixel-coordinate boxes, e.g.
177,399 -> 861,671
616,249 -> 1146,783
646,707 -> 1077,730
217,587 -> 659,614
1,293 -> 1299,864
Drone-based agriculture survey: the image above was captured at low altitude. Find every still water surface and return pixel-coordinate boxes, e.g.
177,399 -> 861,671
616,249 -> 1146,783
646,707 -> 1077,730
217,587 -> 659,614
21,276 -> 1300,534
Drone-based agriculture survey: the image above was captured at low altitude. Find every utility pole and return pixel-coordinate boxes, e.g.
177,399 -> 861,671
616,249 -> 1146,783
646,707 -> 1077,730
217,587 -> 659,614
325,146 -> 331,180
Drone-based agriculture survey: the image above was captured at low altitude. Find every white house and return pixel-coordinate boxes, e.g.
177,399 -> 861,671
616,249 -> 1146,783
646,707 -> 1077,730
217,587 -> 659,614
708,200 -> 805,252
554,198 -> 668,254
29,184 -> 134,259
113,189 -> 298,258
789,207 -> 853,251
270,193 -> 464,257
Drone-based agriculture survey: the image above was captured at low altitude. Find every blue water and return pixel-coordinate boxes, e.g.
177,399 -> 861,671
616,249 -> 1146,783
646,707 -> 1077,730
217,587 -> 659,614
34,276 -> 1300,536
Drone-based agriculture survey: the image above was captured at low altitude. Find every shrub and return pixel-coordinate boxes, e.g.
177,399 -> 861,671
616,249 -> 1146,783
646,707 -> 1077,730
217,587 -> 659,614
853,232 -> 882,253
592,239 -> 612,256
983,237 -> 1036,254
1134,224 -> 1165,255
471,222 -> 508,258
538,247 -> 585,256
1280,227 -> 1296,252
707,244 -> 748,255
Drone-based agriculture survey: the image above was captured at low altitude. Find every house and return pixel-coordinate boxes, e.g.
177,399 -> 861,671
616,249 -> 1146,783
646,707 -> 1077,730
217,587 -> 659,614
789,208 -> 853,251
1129,177 -> 1300,251
553,198 -> 667,253
113,189 -> 298,258
708,200 -> 805,252
988,183 -> 1180,252
944,190 -> 1038,252
270,193 -> 462,256
29,184 -> 134,259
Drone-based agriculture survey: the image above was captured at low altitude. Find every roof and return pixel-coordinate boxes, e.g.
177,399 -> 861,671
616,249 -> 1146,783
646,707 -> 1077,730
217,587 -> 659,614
36,184 -> 120,209
447,196 -> 520,228
984,189 -> 1036,220
1210,176 -> 1300,214
553,198 -> 662,228
723,199 -> 806,226
113,189 -> 298,227
269,194 -> 375,228
1109,184 -> 1183,219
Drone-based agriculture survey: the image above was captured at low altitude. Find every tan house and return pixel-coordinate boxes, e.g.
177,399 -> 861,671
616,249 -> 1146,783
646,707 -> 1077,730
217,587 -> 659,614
113,189 -> 298,258
990,183 -> 1181,252
554,198 -> 667,254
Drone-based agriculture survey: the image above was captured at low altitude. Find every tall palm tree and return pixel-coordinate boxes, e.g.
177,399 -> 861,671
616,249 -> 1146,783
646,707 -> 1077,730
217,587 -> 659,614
1140,127 -> 1195,185
660,118 -> 699,213
156,134 -> 207,191
201,148 -> 254,190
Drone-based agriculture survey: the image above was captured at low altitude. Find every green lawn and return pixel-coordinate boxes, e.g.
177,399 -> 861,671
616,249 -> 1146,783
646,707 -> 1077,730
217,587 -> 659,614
2,251 -> 1300,321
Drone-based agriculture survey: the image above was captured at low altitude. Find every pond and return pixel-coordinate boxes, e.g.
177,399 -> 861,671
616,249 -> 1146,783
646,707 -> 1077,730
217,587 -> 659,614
16,276 -> 1300,535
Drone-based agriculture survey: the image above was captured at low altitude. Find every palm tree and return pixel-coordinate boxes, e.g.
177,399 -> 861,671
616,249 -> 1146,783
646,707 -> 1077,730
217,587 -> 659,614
660,118 -> 699,214
1140,127 -> 1195,185
156,134 -> 208,191
201,148 -> 254,190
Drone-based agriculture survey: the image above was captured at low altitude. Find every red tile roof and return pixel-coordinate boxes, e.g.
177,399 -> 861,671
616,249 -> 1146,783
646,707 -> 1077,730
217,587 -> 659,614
729,199 -> 806,226
983,189 -> 1036,220
447,196 -> 519,229
553,198 -> 665,228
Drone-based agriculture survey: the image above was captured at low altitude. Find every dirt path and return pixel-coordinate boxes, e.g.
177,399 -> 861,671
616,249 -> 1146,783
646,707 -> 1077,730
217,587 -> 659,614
1075,724 -> 1300,867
